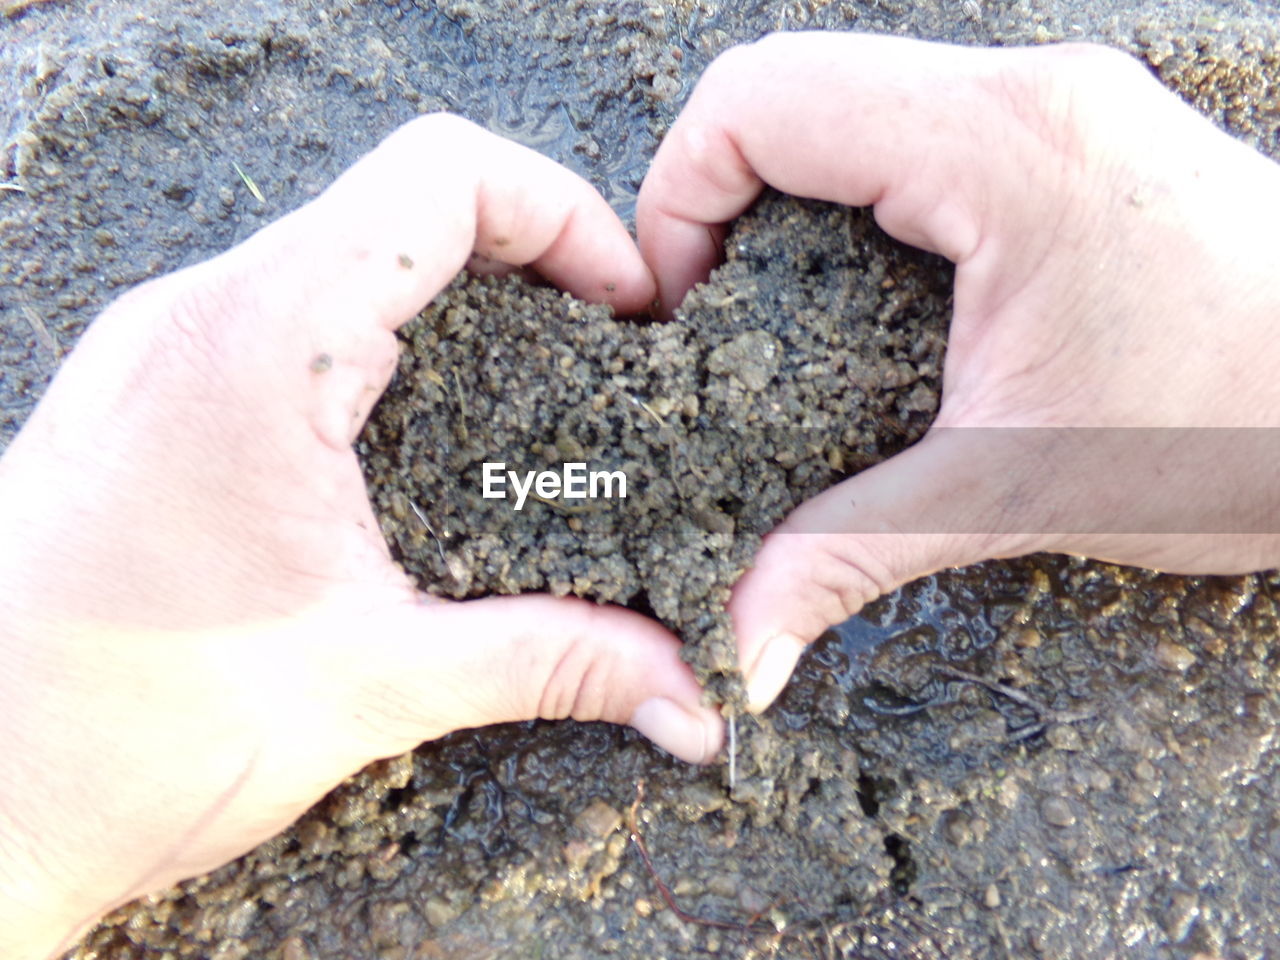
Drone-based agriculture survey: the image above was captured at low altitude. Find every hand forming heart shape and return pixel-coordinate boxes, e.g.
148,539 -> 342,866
2,32 -> 1280,960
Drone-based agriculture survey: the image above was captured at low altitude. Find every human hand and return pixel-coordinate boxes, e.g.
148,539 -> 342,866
637,33 -> 1280,710
0,115 -> 723,960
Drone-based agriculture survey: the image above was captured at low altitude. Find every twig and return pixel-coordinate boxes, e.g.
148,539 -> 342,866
0,182 -> 24,193
21,306 -> 60,358
727,713 -> 737,793
409,501 -> 446,564
934,665 -> 1094,729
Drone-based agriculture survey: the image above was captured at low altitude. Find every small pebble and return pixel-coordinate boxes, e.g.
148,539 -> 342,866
574,800 -> 622,840
1154,640 -> 1196,671
707,873 -> 739,899
944,812 -> 973,847
1046,724 -> 1083,751
423,897 -> 458,928
1041,796 -> 1076,827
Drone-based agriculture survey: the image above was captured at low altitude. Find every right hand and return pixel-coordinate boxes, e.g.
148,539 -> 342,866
636,33 -> 1280,711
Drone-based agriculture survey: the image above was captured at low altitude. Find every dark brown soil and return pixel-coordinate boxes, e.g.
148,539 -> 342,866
2,1 -> 1278,958
359,196 -> 948,708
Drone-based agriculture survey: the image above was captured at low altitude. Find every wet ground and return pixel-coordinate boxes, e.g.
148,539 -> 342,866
3,1 -> 1279,958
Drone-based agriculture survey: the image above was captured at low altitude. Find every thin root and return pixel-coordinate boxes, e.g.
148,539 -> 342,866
934,665 -> 1094,733
727,712 -> 737,793
627,780 -> 772,933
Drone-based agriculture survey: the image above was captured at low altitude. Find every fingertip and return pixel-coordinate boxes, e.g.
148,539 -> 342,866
638,213 -> 725,318
525,192 -> 656,315
630,696 -> 725,764
599,260 -> 659,318
742,632 -> 807,713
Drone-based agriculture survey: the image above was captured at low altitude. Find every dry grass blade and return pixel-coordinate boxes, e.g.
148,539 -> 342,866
231,160 -> 266,203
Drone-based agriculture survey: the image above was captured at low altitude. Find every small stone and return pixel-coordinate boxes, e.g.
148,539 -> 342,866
997,777 -> 1020,809
296,818 -> 331,855
562,839 -> 593,871
223,900 -> 258,938
970,817 -> 990,843
574,799 -> 622,840
1013,626 -> 1041,648
1046,724 -> 1083,751
738,885 -> 770,915
1162,890 -> 1199,941
983,883 -> 1001,909
1041,796 -> 1076,827
650,73 -> 680,101
634,897 -> 653,918
943,812 -> 973,847
707,873 -> 739,899
706,330 -> 782,392
1154,640 -> 1196,672
423,896 -> 459,928
281,937 -> 312,960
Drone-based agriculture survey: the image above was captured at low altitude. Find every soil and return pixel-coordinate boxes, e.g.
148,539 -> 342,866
2,1 -> 1279,959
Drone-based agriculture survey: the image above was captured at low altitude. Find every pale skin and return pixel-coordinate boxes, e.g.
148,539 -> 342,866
636,33 -> 1280,710
2,33 -> 1278,959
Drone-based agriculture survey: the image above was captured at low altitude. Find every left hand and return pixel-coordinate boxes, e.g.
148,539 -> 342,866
0,114 -> 723,960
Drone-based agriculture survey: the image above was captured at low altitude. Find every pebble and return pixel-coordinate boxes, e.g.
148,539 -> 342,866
983,883 -> 1002,909
1046,724 -> 1083,751
705,329 -> 782,391
707,873 -> 739,899
423,897 -> 459,929
574,799 -> 622,840
1162,890 -> 1200,941
944,812 -> 973,847
562,840 -> 592,872
1041,796 -> 1076,827
1154,639 -> 1197,672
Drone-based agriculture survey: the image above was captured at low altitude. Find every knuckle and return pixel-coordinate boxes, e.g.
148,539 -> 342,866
696,36 -> 770,99
700,31 -> 790,90
532,600 -> 609,723
1007,42 -> 1153,121
773,537 -> 897,632
821,543 -> 894,622
392,112 -> 483,153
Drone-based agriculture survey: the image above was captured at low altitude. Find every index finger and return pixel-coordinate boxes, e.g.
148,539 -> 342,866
235,112 -> 657,337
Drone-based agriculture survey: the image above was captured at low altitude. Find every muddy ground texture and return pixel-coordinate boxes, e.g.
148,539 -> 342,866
2,0 -> 1279,958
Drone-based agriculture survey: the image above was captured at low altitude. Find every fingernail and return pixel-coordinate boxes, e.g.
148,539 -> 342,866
744,633 -> 806,713
630,697 -> 723,765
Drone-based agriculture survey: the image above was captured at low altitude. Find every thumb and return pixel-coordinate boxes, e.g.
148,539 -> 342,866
731,428 -> 1047,712
348,593 -> 725,765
